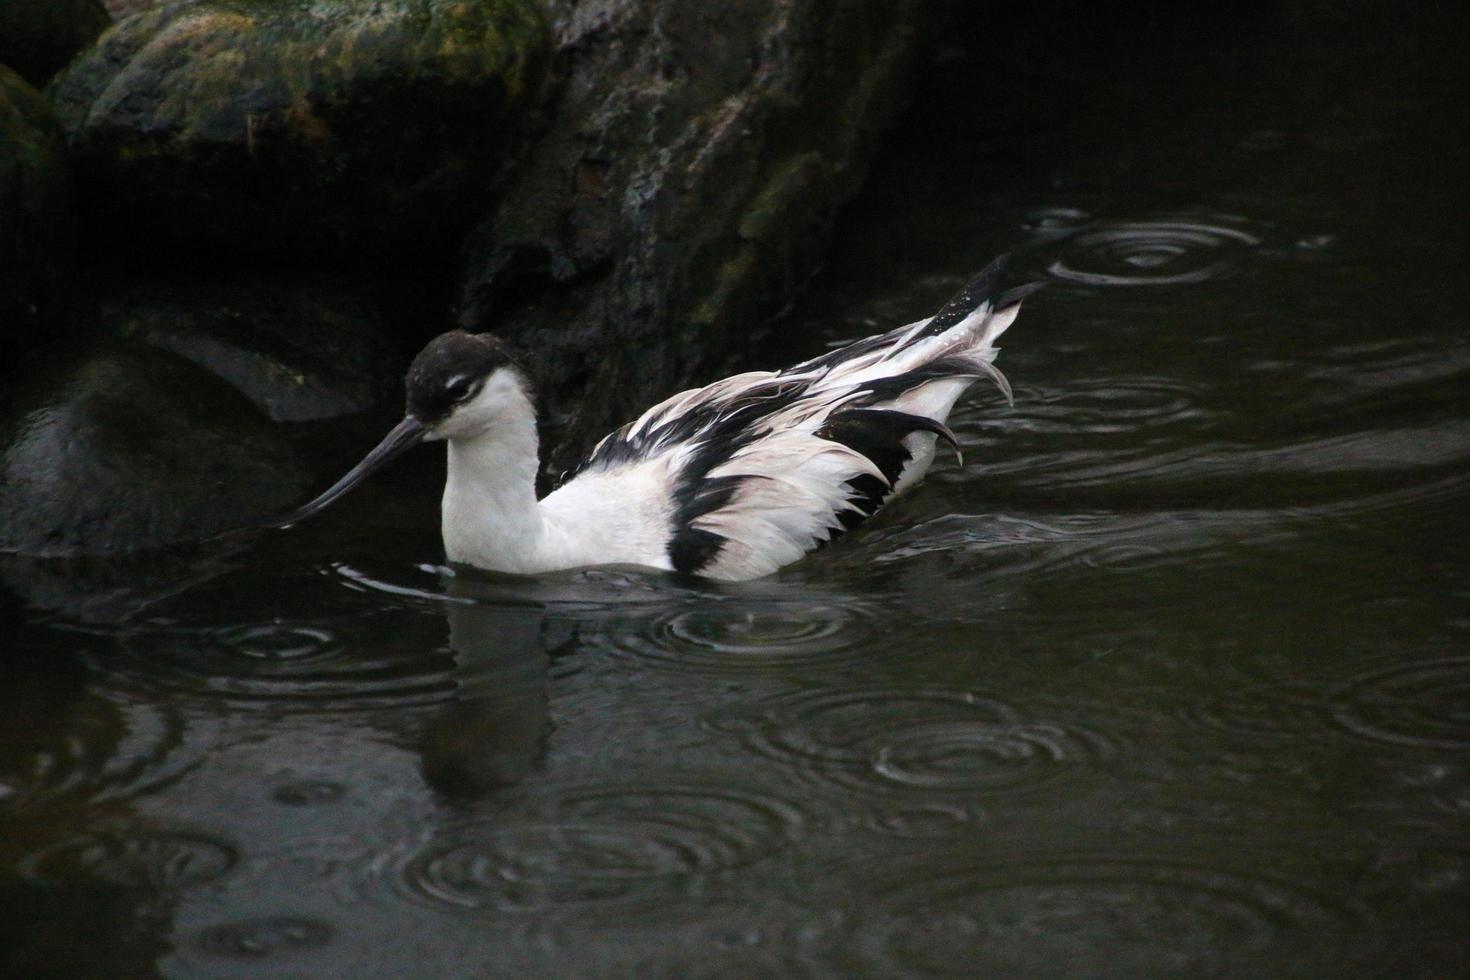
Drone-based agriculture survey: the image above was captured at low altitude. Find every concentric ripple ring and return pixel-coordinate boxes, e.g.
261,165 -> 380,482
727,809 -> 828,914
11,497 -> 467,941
1048,220 -> 1261,286
598,598 -> 886,674
390,781 -> 802,915
706,687 -> 1114,798
859,857 -> 1359,976
1330,656 -> 1470,750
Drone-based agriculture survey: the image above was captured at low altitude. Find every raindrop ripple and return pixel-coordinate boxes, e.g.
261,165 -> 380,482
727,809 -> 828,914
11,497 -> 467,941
195,916 -> 334,960
707,687 -> 1114,799
598,598 -> 887,674
860,857 -> 1358,977
1331,656 -> 1470,750
389,780 -> 802,915
21,829 -> 238,892
1047,220 -> 1260,286
0,694 -> 190,814
112,620 -> 460,712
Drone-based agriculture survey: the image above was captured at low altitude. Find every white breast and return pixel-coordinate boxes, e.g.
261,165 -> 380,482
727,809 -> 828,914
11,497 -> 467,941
536,461 -> 679,572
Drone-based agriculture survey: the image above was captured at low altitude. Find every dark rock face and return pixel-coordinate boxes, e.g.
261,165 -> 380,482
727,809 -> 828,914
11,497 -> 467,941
459,0 -> 941,471
96,277 -> 397,421
0,0 -> 949,565
0,65 -> 75,369
0,343 -> 311,557
47,0 -> 551,262
0,0 -> 110,87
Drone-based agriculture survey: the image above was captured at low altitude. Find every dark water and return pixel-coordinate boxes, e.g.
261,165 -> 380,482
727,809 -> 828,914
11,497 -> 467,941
5,5 -> 1470,977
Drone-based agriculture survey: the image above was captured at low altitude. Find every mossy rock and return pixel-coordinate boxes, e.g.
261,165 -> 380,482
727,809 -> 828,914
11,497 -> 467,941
47,0 -> 550,263
0,0 -> 111,86
0,65 -> 75,369
458,0 -> 942,471
0,341 -> 312,557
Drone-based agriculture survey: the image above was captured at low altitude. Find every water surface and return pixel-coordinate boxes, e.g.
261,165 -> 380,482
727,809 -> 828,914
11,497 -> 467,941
4,6 -> 1469,976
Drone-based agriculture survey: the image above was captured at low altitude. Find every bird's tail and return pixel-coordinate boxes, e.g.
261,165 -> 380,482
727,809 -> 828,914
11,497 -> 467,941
784,253 -> 1042,405
878,253 -> 1044,404
889,253 -> 1045,355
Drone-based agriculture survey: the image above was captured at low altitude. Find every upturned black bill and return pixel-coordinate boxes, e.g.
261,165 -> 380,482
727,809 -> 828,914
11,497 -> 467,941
269,416 -> 426,528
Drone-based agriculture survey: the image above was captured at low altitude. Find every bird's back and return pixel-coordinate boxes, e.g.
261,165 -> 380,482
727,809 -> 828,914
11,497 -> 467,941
548,255 -> 1040,581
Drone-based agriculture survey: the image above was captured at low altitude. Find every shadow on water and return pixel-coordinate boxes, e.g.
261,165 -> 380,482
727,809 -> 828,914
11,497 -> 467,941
5,1 -> 1470,975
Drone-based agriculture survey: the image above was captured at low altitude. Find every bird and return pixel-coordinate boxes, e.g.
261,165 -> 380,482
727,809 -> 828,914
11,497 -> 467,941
277,254 -> 1040,581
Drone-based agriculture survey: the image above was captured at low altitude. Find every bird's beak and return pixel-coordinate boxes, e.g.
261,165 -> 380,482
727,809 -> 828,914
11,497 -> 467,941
270,416 -> 427,527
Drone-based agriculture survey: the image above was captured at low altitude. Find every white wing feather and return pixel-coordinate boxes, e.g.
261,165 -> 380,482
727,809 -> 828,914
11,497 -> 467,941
565,258 -> 1038,581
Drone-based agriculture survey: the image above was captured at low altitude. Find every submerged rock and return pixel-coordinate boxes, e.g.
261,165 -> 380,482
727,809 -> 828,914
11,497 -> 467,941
0,547 -> 244,622
96,277 -> 397,422
0,0 -> 110,87
0,342 -> 311,557
459,0 -> 943,471
0,65 -> 75,369
47,0 -> 551,262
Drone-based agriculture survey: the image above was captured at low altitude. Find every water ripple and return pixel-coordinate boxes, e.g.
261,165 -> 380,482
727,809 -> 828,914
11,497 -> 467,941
1180,682 -> 1337,740
21,829 -> 237,891
383,780 -> 802,915
334,560 -> 709,610
855,856 -> 1358,976
865,802 -> 986,838
595,598 -> 887,675
109,619 -> 462,712
1021,206 -> 1091,238
1330,656 -> 1470,750
271,781 -> 347,806
194,917 -> 334,959
1047,219 -> 1261,286
707,688 -> 1114,798
613,898 -> 845,980
0,694 -> 192,814
1013,376 -> 1216,433
863,512 -> 1190,579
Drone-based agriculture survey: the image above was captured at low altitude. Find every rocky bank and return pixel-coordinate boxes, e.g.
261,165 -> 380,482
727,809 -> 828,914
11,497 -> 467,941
0,0 -> 950,569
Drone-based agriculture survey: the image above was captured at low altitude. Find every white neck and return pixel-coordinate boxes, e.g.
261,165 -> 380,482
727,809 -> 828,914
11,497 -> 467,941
435,367 -> 677,576
440,388 -> 547,573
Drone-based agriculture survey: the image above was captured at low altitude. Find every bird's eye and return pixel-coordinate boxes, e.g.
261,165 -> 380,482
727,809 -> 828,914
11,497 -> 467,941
445,377 -> 473,401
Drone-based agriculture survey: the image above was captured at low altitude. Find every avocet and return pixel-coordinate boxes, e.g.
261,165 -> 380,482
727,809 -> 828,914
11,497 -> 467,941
280,255 -> 1039,581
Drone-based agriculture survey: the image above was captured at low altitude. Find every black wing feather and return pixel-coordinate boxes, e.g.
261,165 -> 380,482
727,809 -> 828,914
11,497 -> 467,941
814,408 -> 963,538
913,253 -> 1012,339
566,252 -> 1029,573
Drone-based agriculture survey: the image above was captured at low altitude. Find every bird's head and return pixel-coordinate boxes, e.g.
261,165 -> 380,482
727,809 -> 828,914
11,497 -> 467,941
406,331 -> 531,442
273,331 -> 530,526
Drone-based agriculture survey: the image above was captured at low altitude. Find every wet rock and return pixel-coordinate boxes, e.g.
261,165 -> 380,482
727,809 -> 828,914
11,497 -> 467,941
0,65 -> 75,370
0,342 -> 311,557
47,0 -> 551,263
459,0 -> 944,470
0,0 -> 110,87
101,0 -> 164,17
95,277 -> 397,422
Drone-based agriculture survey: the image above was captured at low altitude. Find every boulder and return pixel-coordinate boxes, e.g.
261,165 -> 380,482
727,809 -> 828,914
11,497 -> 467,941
0,65 -> 75,369
101,1 -> 164,17
0,341 -> 311,557
458,0 -> 944,472
47,0 -> 550,263
95,276 -> 397,422
0,0 -> 110,87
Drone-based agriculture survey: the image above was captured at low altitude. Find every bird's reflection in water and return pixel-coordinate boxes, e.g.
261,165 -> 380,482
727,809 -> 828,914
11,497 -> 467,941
414,572 -> 553,801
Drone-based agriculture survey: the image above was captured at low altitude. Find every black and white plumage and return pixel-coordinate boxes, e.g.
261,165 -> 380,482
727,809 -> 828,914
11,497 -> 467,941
279,255 -> 1040,582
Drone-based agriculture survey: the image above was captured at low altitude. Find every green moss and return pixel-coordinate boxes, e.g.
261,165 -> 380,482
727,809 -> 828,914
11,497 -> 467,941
46,0 -> 551,260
